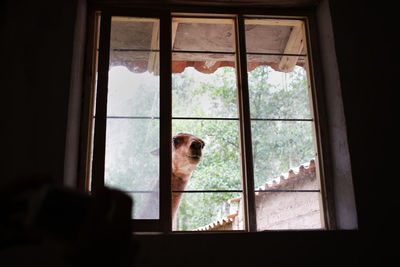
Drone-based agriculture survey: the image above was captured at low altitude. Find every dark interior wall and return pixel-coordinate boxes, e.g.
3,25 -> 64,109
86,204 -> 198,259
1,0 -> 395,265
133,230 -> 359,266
2,0 -> 77,184
326,1 -> 396,264
328,0 -> 396,232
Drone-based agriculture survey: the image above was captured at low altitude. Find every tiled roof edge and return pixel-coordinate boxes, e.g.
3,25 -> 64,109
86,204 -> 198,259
255,158 -> 316,194
196,159 -> 316,231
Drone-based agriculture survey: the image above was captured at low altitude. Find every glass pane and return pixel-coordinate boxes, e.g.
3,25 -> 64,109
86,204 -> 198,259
104,16 -> 160,219
105,119 -> 159,220
247,62 -> 311,119
172,66 -> 238,118
107,66 -> 159,117
174,192 -> 244,231
251,120 -> 316,190
172,120 -> 242,191
110,17 -> 159,51
256,192 -> 322,230
246,19 -> 322,230
110,17 -> 160,74
127,192 -> 159,220
171,17 -> 242,231
245,19 -> 305,55
172,17 -> 235,52
105,119 -> 159,191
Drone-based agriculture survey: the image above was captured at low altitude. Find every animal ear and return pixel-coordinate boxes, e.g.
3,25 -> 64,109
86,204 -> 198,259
150,148 -> 159,156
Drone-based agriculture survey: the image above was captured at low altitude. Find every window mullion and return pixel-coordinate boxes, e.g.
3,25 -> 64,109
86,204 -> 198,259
159,11 -> 172,233
235,15 -> 257,232
91,12 -> 111,193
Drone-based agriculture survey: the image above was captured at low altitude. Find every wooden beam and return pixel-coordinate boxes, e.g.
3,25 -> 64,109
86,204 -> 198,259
148,20 -> 160,75
278,25 -> 304,72
171,21 -> 179,49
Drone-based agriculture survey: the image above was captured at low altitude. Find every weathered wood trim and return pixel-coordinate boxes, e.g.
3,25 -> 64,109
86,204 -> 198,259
235,15 -> 257,232
279,24 -> 304,72
91,12 -> 111,193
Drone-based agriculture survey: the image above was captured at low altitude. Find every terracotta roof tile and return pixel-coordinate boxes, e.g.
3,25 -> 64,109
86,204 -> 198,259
196,217 -> 234,231
257,159 -> 316,191
197,159 -> 316,231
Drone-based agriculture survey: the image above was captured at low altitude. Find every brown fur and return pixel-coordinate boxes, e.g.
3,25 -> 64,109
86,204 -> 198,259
171,133 -> 204,221
141,133 -> 204,225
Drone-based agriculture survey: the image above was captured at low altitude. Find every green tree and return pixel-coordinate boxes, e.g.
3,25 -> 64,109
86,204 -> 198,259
105,64 -> 315,229
247,66 -> 314,187
172,65 -> 314,230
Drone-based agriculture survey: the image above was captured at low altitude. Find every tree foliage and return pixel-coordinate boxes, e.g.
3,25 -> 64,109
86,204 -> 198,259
103,65 -> 315,230
172,65 -> 314,230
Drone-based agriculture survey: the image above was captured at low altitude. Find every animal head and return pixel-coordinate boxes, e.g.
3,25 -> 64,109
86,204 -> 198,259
171,133 -> 205,179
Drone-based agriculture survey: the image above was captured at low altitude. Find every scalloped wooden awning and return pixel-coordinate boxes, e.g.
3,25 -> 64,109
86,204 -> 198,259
109,17 -> 306,74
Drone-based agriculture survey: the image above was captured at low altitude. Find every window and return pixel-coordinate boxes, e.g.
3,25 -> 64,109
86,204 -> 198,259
84,8 -> 330,232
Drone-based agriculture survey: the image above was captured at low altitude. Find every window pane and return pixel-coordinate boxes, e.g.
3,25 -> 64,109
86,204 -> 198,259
107,66 -> 160,117
245,18 -> 323,230
110,17 -> 159,50
247,62 -> 312,120
127,192 -> 159,220
245,19 -> 305,55
104,16 -> 160,219
108,16 -> 160,117
251,121 -> 316,190
105,119 -> 159,219
105,119 -> 159,191
110,17 -> 160,74
172,66 -> 238,118
256,192 -> 322,230
172,119 -> 242,191
174,192 -> 244,231
171,17 -> 242,231
172,17 -> 235,52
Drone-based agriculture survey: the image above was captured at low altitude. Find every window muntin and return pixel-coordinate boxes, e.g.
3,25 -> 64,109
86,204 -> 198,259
89,12 -> 325,232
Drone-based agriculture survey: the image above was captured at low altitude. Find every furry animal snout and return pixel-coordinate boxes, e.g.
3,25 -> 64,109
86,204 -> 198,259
189,140 -> 203,160
190,140 -> 203,151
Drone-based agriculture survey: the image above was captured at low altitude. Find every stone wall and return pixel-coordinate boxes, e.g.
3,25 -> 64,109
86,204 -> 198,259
253,167 -> 321,230
232,159 -> 321,230
199,160 -> 322,231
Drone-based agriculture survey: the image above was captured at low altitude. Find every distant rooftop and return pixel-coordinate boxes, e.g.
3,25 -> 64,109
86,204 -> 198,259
196,159 -> 316,231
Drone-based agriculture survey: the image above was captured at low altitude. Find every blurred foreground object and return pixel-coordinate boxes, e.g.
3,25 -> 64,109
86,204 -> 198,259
0,176 -> 135,267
